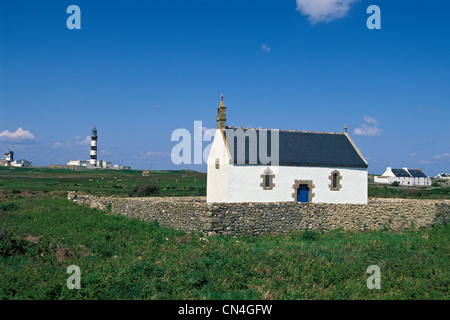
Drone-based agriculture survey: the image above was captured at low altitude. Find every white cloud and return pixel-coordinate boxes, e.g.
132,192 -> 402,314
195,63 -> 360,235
353,116 -> 383,136
261,44 -> 271,54
52,142 -> 63,149
296,0 -> 359,24
73,136 -> 91,145
433,153 -> 450,160
0,127 -> 37,144
353,124 -> 383,136
363,115 -> 379,126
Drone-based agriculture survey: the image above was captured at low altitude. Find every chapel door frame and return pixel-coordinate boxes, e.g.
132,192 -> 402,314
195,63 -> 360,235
292,180 -> 315,203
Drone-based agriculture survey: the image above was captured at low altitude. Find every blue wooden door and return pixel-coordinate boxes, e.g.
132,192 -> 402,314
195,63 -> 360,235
297,184 -> 309,202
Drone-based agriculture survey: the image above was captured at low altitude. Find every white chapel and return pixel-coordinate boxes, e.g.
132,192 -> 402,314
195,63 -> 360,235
207,96 -> 369,204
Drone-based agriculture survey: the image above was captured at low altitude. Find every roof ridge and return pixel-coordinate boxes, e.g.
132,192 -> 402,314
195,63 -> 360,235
225,126 -> 344,135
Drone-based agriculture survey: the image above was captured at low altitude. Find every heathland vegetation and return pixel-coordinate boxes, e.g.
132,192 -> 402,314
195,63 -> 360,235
0,167 -> 449,299
0,166 -> 206,198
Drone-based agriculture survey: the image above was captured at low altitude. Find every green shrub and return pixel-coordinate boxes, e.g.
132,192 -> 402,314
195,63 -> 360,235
431,182 -> 440,187
391,181 -> 400,187
128,184 -> 160,197
1,203 -> 18,211
0,229 -> 27,257
0,228 -> 42,257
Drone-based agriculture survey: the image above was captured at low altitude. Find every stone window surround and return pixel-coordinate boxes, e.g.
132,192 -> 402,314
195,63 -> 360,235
260,167 -> 275,190
292,180 -> 315,202
329,170 -> 342,191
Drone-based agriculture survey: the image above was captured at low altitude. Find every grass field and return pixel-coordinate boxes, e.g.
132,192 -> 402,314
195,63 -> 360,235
0,166 -> 206,198
0,167 -> 449,300
1,196 -> 449,300
368,183 -> 450,200
0,167 -> 448,200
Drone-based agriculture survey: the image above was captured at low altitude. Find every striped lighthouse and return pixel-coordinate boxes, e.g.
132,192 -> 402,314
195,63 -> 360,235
90,126 -> 98,166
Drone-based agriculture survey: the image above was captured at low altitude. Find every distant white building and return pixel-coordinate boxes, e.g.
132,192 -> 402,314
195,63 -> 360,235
11,159 -> 32,167
67,160 -> 90,167
434,173 -> 450,180
66,159 -> 113,169
1,151 -> 32,167
99,160 -> 113,169
112,164 -> 131,170
374,167 -> 431,186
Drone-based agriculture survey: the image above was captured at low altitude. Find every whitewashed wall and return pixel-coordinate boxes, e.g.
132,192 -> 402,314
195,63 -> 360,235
226,165 -> 368,204
374,176 -> 396,184
375,176 -> 431,186
206,130 -> 230,202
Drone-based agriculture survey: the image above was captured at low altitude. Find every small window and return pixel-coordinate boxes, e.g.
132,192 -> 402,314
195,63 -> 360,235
260,168 -> 275,190
332,173 -> 338,189
329,170 -> 342,191
215,158 -> 220,169
264,174 -> 271,188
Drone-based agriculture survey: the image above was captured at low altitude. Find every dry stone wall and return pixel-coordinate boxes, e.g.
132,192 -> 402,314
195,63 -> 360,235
204,199 -> 450,236
111,197 -> 210,233
68,192 -> 450,236
67,191 -> 117,211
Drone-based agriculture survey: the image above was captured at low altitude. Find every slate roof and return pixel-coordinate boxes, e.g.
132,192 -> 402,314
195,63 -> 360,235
391,169 -> 411,177
223,127 -> 368,168
390,169 -> 428,178
408,169 -> 428,178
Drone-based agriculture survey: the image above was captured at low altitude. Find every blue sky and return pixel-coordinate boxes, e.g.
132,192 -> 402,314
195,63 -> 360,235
0,0 -> 449,175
